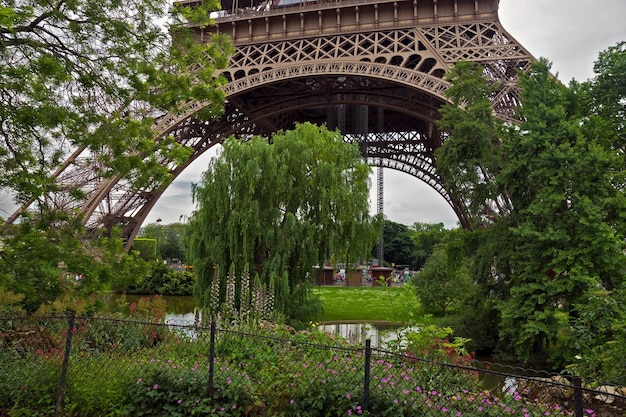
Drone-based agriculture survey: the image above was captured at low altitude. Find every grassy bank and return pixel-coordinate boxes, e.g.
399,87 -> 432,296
313,285 -> 421,323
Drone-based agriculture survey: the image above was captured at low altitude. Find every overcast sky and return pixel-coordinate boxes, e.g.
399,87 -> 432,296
144,0 -> 626,228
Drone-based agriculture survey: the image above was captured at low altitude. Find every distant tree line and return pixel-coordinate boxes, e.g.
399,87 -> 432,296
375,220 -> 453,271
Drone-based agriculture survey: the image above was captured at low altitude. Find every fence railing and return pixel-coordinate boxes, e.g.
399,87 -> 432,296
1,314 -> 623,417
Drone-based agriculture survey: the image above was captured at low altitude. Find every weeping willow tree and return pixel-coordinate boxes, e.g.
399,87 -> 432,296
187,122 -> 382,326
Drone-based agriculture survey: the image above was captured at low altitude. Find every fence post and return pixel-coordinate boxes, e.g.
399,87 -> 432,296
55,311 -> 76,417
208,321 -> 216,399
573,376 -> 583,417
363,339 -> 371,411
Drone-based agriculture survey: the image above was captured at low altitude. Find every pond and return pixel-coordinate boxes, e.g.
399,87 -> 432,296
102,293 -> 402,348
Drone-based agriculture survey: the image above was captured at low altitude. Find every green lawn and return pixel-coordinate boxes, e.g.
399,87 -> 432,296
313,285 -> 422,323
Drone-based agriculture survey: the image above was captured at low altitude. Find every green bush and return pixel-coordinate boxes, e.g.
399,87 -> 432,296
0,352 -> 60,416
131,238 -> 157,262
157,271 -> 195,296
126,262 -> 195,296
410,245 -> 472,316
560,288 -> 626,386
66,355 -> 142,417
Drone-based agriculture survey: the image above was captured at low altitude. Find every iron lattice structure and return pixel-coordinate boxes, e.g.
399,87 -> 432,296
8,0 -> 533,248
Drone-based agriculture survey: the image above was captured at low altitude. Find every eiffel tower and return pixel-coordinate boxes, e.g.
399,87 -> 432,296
7,0 -> 533,249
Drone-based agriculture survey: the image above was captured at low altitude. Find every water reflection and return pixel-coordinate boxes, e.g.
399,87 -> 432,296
102,293 -> 198,317
317,322 -> 401,348
166,311 -> 198,323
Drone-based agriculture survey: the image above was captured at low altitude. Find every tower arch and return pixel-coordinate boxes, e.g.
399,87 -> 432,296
7,0 -> 534,248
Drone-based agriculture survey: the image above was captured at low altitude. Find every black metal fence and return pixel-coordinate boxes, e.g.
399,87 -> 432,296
1,314 -> 624,417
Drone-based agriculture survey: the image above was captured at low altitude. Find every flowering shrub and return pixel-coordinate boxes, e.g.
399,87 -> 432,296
386,324 -> 472,361
268,352 -> 364,416
122,356 -> 257,417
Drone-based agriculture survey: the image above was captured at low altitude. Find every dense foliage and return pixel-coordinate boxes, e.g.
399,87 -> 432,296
0,219 -> 152,314
124,262 -> 195,296
375,220 -> 416,268
372,220 -> 455,270
410,222 -> 452,270
434,43 -> 626,377
0,0 -> 232,312
187,122 -> 382,326
0,0 -> 231,207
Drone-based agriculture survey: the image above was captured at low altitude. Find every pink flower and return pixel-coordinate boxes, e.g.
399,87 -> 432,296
346,393 -> 351,399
